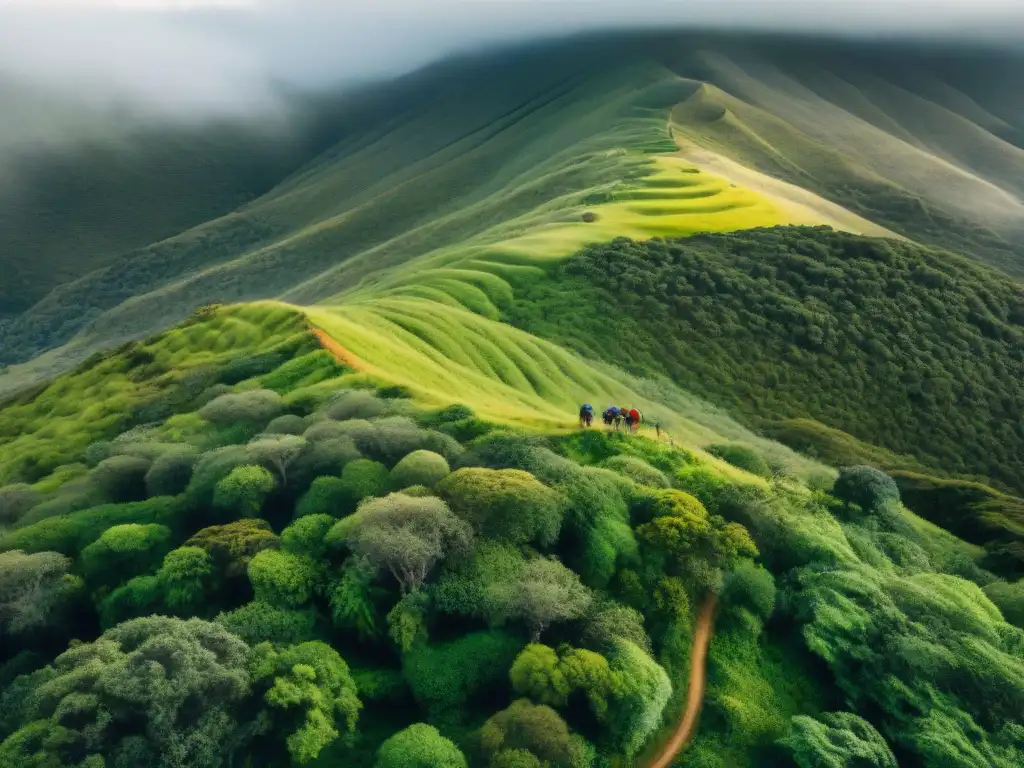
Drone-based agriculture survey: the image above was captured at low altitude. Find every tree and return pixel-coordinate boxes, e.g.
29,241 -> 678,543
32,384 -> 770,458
214,465 -> 276,517
186,518 -> 280,579
282,514 -> 335,561
376,723 -> 467,768
91,455 -> 152,502
248,549 -> 318,607
333,493 -> 472,594
340,459 -> 390,507
722,560 -> 776,621
391,450 -> 451,490
0,550 -> 81,636
0,616 -> 252,767
246,435 -> 306,486
157,546 -> 218,616
216,601 -> 317,646
199,389 -> 284,427
145,449 -> 198,497
510,644 -> 617,720
833,466 -> 900,513
488,557 -> 592,641
438,468 -> 564,547
294,476 -> 349,519
327,390 -> 389,421
477,700 -> 577,767
582,604 -> 651,653
606,639 -> 672,758
79,523 -> 172,588
265,415 -> 306,435
388,592 -> 430,652
779,712 -> 897,768
0,484 -> 40,526
249,641 -> 361,764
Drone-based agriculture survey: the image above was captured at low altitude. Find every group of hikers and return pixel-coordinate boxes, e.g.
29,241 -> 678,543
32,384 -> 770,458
578,403 -> 644,432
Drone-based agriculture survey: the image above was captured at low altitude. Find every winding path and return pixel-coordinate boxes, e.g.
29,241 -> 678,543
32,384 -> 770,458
646,593 -> 718,768
310,327 -> 364,371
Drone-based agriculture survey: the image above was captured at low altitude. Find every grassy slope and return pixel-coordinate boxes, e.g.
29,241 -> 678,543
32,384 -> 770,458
4,33 -> 1023,385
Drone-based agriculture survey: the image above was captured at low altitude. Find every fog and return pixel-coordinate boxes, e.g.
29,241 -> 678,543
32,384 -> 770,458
1,0 -> 1022,161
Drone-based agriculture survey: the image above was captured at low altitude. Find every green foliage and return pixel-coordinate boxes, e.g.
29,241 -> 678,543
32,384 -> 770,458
707,444 -> 771,478
186,518 -> 280,579
779,712 -> 897,768
0,496 -> 183,556
722,560 -> 777,621
601,455 -> 669,488
376,723 -> 467,768
0,616 -> 252,767
90,455 -> 152,502
0,550 -> 80,636
403,630 -> 522,719
248,549 -> 317,607
340,459 -> 390,507
330,558 -> 385,641
265,414 -> 307,435
388,592 -> 431,652
582,604 -> 651,653
157,546 -> 218,615
144,448 -> 197,497
281,514 -> 335,561
287,437 -> 361,493
217,601 -> 317,645
833,466 -> 900,514
510,644 -> 617,720
558,466 -> 636,588
432,541 -> 528,621
983,580 -> 1024,628
0,484 -> 41,527
330,493 -> 472,594
327,390 -> 390,421
199,388 -> 284,429
249,641 -> 361,764
438,468 -> 564,547
79,523 -> 172,588
488,557 -> 593,641
391,450 -> 451,491
214,464 -> 276,517
477,699 -> 581,768
605,639 -> 673,757
514,227 -> 1024,493
294,476 -> 349,519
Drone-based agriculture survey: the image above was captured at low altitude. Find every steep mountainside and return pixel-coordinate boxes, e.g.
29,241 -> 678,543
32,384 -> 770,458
2,33 -> 1022,380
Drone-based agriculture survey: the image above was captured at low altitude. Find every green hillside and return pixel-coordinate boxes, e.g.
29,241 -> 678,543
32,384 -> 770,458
3,33 -> 1023,380
2,303 -> 1022,768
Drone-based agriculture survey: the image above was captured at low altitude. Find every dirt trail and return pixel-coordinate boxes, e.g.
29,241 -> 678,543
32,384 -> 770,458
311,328 -> 364,371
646,593 -> 718,768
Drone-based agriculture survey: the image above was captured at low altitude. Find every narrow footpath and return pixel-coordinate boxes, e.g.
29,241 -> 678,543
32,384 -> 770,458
311,327 -> 364,371
646,593 -> 718,768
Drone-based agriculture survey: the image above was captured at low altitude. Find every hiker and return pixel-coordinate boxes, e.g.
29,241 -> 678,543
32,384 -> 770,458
623,408 -> 635,432
603,406 -> 619,428
654,419 -> 662,439
617,406 -> 629,431
628,408 -> 642,433
579,403 -> 595,428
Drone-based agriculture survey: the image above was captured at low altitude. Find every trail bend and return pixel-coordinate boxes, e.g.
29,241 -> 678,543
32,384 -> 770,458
646,593 -> 718,768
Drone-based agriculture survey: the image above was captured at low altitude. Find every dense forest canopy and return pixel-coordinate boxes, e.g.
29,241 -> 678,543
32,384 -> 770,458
509,227 -> 1024,492
0,305 -> 1021,767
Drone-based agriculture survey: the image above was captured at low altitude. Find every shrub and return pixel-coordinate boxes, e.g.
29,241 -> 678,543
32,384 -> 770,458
213,465 -> 275,517
157,546 -> 218,616
432,542 -> 528,621
601,456 -> 669,488
288,438 -> 362,493
248,549 -> 317,607
779,711 -> 897,768
438,468 -> 564,547
833,466 -> 900,513
348,417 -> 462,467
199,388 -> 284,427
0,484 -> 40,527
633,488 -> 708,526
187,446 -> 251,505
706,444 -> 772,477
216,600 -> 317,645
186,518 -> 280,578
477,700 -> 577,767
982,579 -> 1024,628
281,514 -> 334,560
327,390 -> 389,421
294,476 -> 349,519
144,449 -> 197,497
264,414 -> 307,435
458,431 -> 543,471
91,455 -> 152,502
79,523 -> 173,588
391,450 -> 451,490
340,459 -> 390,507
0,550 -> 80,636
376,723 -> 467,768
722,561 -> 776,621
582,604 -> 651,653
488,557 -> 593,641
672,465 -> 729,511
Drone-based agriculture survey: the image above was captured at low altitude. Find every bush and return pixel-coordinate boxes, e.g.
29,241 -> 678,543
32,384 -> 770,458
213,465 -> 275,517
722,561 -> 776,621
199,388 -> 284,427
295,477 -> 348,519
348,417 -> 462,467
80,523 -> 173,588
438,468 -> 564,547
91,455 -> 152,502
706,444 -> 772,477
478,700 -> 578,767
248,548 -> 317,607
601,456 -> 669,488
376,723 -> 467,768
144,450 -> 197,497
288,438 -> 362,493
264,414 -> 306,435
983,579 -> 1024,628
340,459 -> 390,507
216,600 -> 317,645
281,514 -> 334,560
0,550 -> 80,636
187,446 -> 251,505
391,450 -> 451,490
833,466 -> 900,513
186,518 -> 279,578
327,390 -> 390,421
0,485 -> 40,527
